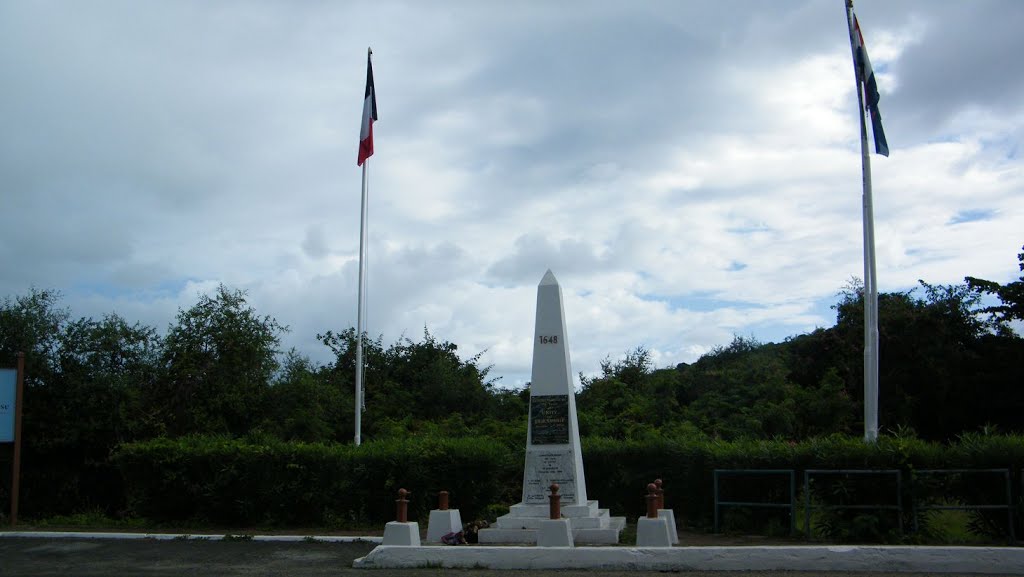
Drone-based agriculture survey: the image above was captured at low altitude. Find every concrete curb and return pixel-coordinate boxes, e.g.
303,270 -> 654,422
0,531 -> 381,543
353,544 -> 1024,573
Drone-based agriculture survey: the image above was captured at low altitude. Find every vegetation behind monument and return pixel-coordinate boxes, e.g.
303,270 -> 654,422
0,247 -> 1021,535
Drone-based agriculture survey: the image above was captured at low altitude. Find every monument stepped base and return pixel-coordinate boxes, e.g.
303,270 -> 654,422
479,500 -> 625,545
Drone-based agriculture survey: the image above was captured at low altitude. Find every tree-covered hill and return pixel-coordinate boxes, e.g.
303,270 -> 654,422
1,246 -> 1021,519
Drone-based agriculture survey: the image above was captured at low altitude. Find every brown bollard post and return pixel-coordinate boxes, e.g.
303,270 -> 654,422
645,483 -> 659,519
654,478 -> 665,510
548,483 -> 561,520
438,490 -> 449,511
396,488 -> 410,523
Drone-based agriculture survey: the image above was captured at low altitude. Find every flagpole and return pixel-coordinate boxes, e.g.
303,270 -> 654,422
354,46 -> 376,447
845,0 -> 879,442
355,159 -> 367,446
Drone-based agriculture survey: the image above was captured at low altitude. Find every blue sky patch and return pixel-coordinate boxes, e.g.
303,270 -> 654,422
727,261 -> 748,272
948,209 -> 997,225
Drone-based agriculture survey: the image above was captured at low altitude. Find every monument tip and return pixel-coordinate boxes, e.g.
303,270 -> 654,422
539,269 -> 558,286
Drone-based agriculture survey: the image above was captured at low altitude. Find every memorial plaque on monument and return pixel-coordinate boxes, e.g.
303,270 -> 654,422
523,448 -> 577,504
530,395 -> 569,445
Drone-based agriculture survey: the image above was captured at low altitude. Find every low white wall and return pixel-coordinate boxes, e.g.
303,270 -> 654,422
354,544 -> 1024,574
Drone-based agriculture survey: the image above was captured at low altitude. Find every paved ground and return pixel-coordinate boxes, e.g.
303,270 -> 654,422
2,537 -> 1022,577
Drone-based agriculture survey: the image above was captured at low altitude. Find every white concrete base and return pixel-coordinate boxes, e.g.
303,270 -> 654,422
657,509 -> 679,544
425,509 -> 463,543
353,545 -> 1024,573
381,521 -> 420,546
635,516 -> 672,547
536,519 -> 573,548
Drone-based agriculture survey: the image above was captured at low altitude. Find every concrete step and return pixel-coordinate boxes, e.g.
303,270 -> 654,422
478,516 -> 625,545
508,500 -> 599,519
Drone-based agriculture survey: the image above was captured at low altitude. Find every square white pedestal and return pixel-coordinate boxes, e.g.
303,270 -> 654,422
382,521 -> 421,546
426,509 -> 463,543
635,516 -> 672,547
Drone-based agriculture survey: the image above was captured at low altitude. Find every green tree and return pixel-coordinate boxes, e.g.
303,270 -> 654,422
1,290 -> 163,515
152,285 -> 286,436
825,279 -> 1023,439
0,288 -> 66,383
318,327 -> 385,441
677,336 -> 800,439
54,314 -> 162,443
31,313 -> 161,514
790,367 -> 856,438
261,349 -> 350,442
378,328 -> 495,422
965,244 -> 1024,335
318,327 -> 497,442
578,347 -> 668,439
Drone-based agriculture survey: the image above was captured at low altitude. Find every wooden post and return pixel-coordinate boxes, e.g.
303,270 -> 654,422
438,490 -> 449,511
10,352 -> 24,527
645,483 -> 658,519
548,483 -> 561,520
396,488 -> 410,523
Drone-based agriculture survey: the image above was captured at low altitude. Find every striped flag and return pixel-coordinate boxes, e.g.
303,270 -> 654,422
852,14 -> 889,157
357,51 -> 378,166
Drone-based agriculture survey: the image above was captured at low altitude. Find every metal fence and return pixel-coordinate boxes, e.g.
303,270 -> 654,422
911,468 -> 1015,542
712,469 -> 796,534
712,467 -> 1021,543
803,469 -> 903,538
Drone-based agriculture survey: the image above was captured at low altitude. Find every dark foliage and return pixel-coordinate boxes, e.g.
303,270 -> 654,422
1,247 -> 1022,533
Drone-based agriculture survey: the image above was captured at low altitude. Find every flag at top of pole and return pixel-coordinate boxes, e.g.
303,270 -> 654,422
357,49 -> 377,166
852,10 -> 889,157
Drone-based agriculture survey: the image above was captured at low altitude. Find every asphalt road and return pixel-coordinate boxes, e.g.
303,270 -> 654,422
1,537 -> 1020,577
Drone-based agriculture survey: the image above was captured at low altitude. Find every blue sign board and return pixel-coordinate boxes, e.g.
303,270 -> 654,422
0,368 -> 15,442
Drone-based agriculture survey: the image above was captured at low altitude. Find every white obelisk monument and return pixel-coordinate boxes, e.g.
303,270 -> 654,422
479,270 -> 624,544
521,270 -> 587,506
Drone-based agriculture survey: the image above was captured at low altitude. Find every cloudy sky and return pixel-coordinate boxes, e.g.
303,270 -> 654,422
2,0 -> 1021,388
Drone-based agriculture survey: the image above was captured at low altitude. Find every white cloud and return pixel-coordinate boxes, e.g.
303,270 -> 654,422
1,0 -> 1022,391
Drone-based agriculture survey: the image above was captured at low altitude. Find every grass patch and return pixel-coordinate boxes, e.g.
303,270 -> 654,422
27,509 -> 149,530
21,512 -> 386,538
917,509 -> 1004,545
617,521 -> 637,545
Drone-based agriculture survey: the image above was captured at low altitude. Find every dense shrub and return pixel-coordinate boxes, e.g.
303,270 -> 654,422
112,435 -> 514,527
109,431 -> 1024,543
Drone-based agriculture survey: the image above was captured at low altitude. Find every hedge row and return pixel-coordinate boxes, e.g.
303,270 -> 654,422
113,435 -> 517,526
114,433 -> 1024,531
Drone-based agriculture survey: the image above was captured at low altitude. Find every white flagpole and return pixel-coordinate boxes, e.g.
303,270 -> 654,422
845,0 -> 879,442
354,46 -> 376,447
355,159 -> 368,446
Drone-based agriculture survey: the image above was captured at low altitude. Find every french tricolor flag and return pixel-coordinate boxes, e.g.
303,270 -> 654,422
853,15 -> 889,157
357,51 -> 377,166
